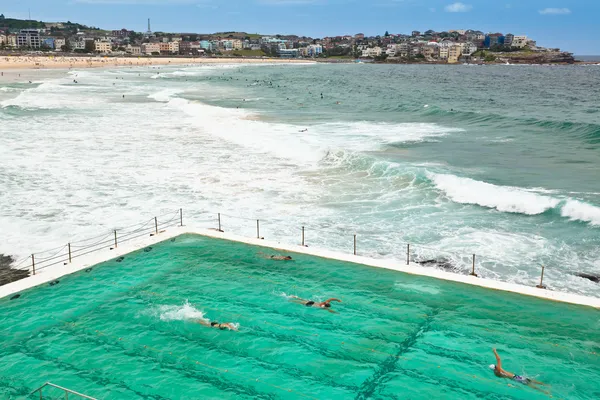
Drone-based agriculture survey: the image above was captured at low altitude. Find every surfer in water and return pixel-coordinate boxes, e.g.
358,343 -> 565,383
290,296 -> 341,313
490,349 -> 548,393
197,319 -> 238,331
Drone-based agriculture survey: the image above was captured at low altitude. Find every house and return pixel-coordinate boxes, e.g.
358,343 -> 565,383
423,43 -> 439,59
362,47 -> 382,58
43,37 -> 55,49
484,33 -> 504,48
439,47 -> 449,60
199,40 -> 213,51
7,34 -> 17,48
53,38 -> 66,50
278,48 -> 299,58
0,33 -> 6,46
179,41 -> 201,55
504,34 -> 514,47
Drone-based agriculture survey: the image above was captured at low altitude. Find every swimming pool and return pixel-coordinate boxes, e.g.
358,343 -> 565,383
0,234 -> 598,399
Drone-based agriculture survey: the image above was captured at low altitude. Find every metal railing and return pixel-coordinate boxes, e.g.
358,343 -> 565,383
203,211 -> 554,291
1,209 -> 184,285
30,382 -> 97,399
1,207 -> 556,291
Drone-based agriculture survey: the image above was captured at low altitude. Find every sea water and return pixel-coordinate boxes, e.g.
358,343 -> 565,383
0,235 -> 598,399
0,63 -> 599,297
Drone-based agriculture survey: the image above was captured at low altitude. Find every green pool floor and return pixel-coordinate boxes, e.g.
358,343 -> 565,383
0,234 -> 598,399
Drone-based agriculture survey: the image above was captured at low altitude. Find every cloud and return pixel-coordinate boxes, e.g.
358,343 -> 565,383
539,8 -> 571,15
445,2 -> 472,12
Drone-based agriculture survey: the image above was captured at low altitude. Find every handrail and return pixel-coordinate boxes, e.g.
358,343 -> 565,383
30,382 -> 97,399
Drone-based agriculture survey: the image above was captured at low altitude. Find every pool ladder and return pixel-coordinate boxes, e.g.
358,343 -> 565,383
30,382 -> 97,399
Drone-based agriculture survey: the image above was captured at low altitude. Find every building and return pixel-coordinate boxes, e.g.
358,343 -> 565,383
141,42 -> 161,54
0,33 -> 6,46
179,41 -> 201,55
362,47 -> 382,58
448,45 -> 462,63
7,34 -> 17,48
16,29 -> 41,48
278,48 -> 299,58
126,44 -> 141,55
43,37 -> 55,49
53,38 -> 66,50
512,36 -> 528,48
159,41 -> 179,54
199,40 -> 213,51
504,34 -> 514,47
462,42 -> 478,55
307,44 -> 322,57
484,34 -> 505,48
112,29 -> 132,38
423,43 -> 439,59
355,33 -> 365,40
411,31 -> 421,37
94,41 -> 112,53
439,46 -> 449,60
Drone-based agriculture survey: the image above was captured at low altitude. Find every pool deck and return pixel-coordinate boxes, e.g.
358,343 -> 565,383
1,226 -> 599,309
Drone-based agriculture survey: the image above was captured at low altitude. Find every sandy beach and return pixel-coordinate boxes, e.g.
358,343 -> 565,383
0,55 -> 313,71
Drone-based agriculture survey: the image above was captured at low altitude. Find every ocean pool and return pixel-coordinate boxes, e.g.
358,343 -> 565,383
0,234 -> 599,399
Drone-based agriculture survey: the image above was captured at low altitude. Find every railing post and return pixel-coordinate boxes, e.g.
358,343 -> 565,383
406,244 -> 410,265
39,388 -> 42,400
154,217 -> 158,234
256,219 -> 260,239
180,208 -> 183,227
353,234 -> 357,255
536,266 -> 547,289
114,230 -> 118,248
32,254 -> 35,275
301,226 -> 305,246
218,213 -> 222,232
470,254 -> 478,277
68,243 -> 72,263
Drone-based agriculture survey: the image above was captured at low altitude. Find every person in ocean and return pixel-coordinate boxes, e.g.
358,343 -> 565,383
490,349 -> 547,392
197,319 -> 238,331
290,296 -> 341,313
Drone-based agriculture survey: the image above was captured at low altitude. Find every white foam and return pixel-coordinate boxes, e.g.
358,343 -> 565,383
158,301 -> 206,322
429,173 -> 560,215
561,199 -> 600,226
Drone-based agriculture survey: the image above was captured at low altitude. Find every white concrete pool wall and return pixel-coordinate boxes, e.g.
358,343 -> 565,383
1,226 -> 599,309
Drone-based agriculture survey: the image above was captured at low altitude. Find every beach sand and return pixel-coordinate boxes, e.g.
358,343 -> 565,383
0,55 -> 313,71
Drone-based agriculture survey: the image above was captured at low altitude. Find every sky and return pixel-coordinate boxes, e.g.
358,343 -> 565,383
3,0 -> 600,54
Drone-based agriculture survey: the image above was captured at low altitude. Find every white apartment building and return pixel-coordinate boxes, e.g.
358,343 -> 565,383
0,34 -> 6,46
126,45 -> 141,55
512,36 -> 529,48
16,29 -> 41,48
461,42 -> 478,55
361,47 -> 382,57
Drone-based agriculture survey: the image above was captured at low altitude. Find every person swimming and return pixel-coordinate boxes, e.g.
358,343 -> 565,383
259,252 -> 292,260
290,296 -> 341,313
197,319 -> 238,331
490,349 -> 548,393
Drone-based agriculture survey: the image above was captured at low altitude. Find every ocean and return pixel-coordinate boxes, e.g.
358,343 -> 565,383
0,62 -> 599,297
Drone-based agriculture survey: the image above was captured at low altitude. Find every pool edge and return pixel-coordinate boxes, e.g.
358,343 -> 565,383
2,226 -> 599,310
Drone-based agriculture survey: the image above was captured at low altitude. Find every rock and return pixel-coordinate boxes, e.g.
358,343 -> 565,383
416,259 -> 458,273
575,273 -> 600,283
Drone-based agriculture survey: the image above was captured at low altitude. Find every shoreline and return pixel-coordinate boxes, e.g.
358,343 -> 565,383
1,226 -> 599,309
0,55 -> 315,71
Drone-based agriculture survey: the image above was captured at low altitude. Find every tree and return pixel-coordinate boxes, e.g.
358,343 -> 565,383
84,40 -> 95,53
384,31 -> 390,37
0,14 -> 5,20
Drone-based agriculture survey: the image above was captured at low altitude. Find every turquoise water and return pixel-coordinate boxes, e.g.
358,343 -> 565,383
1,63 -> 599,297
1,234 -> 599,399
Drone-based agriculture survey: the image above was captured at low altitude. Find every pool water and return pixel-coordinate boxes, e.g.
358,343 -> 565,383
0,234 -> 599,400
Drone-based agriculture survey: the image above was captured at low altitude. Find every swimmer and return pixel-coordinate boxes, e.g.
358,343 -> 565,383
197,319 -> 238,331
490,349 -> 548,393
290,296 -> 341,313
259,252 -> 292,260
